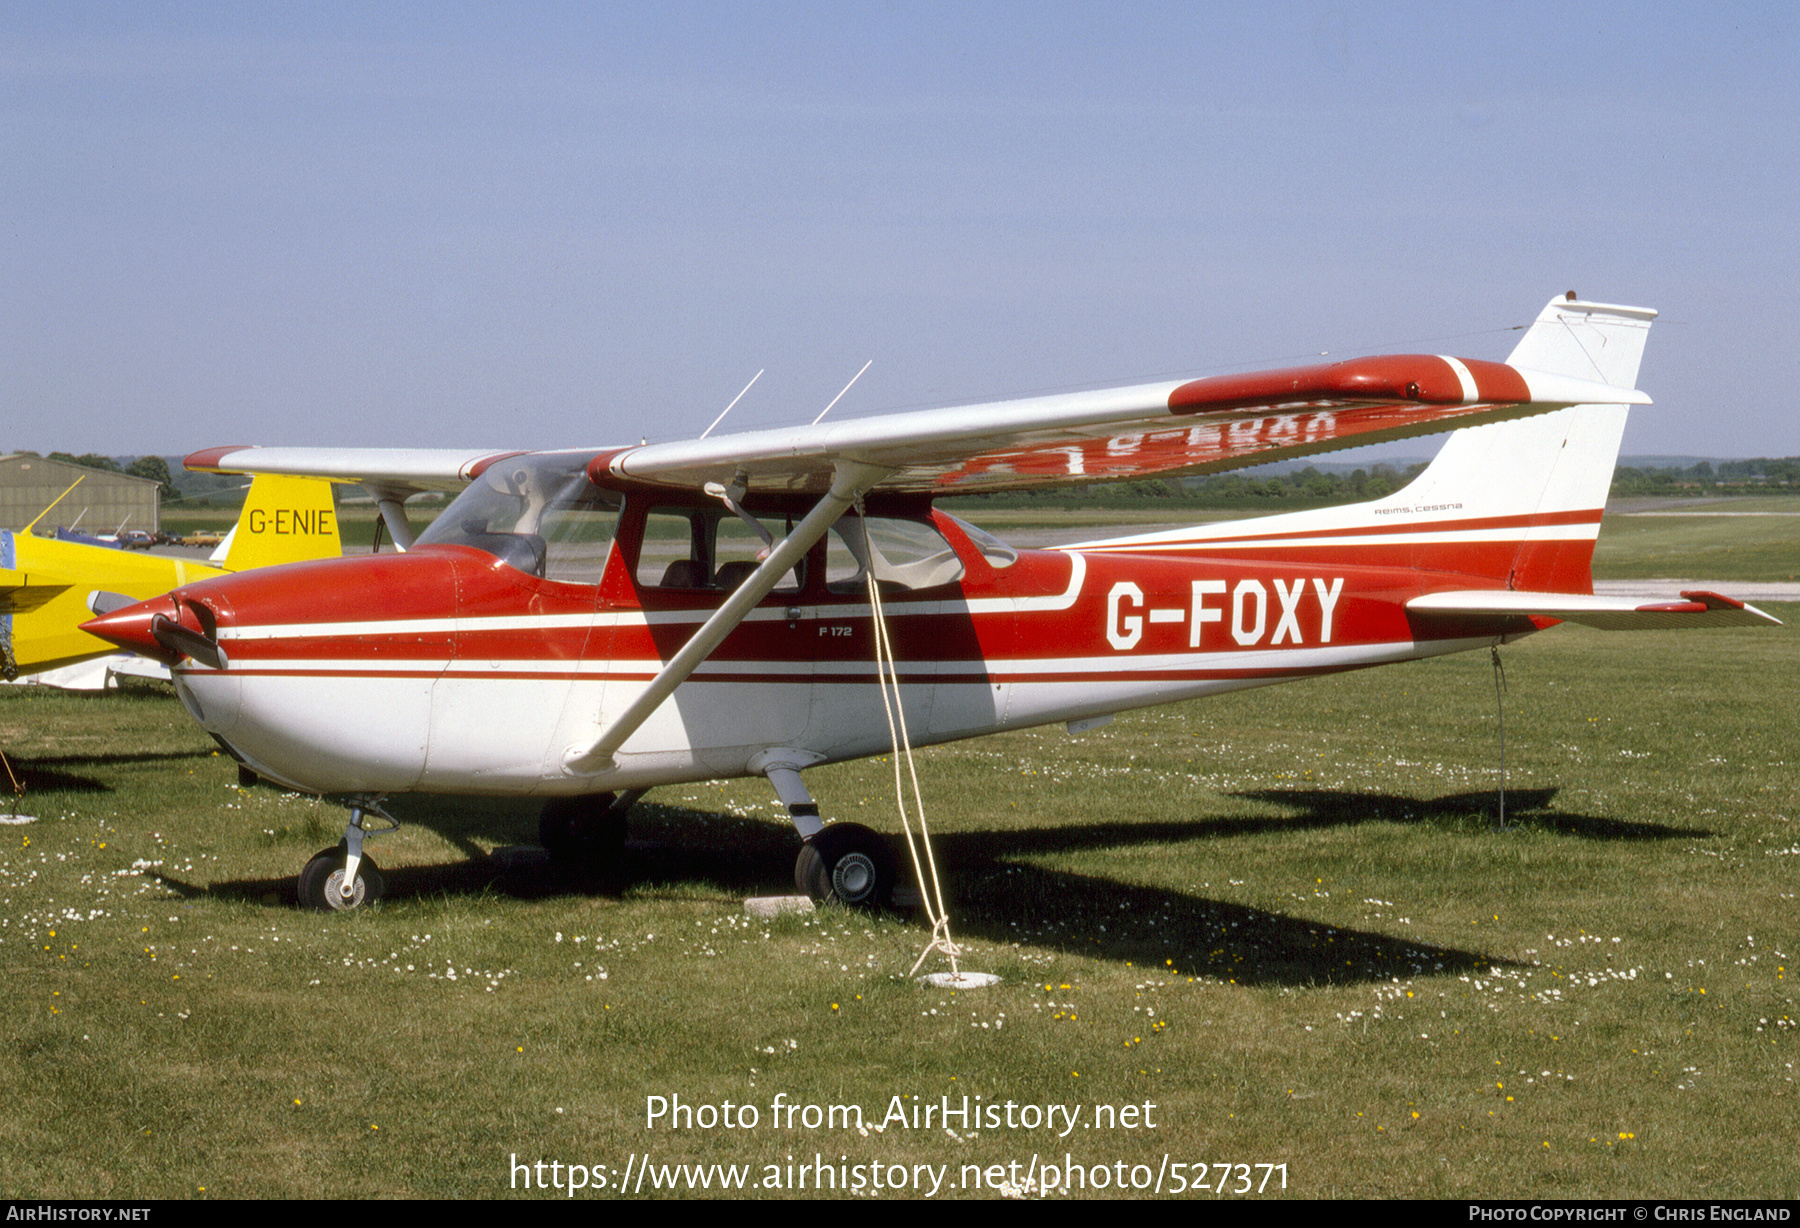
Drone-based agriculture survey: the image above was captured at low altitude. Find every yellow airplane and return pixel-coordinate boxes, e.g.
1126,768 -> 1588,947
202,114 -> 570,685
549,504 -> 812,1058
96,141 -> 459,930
2,472 -> 342,680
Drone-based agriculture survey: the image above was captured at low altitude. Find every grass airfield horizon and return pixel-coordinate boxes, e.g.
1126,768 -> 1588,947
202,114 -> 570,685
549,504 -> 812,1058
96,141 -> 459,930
1,513 -> 1795,1199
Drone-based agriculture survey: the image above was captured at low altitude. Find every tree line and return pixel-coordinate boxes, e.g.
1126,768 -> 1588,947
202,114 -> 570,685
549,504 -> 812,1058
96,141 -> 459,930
1610,458 -> 1800,496
949,456 -> 1800,511
25,451 -> 176,500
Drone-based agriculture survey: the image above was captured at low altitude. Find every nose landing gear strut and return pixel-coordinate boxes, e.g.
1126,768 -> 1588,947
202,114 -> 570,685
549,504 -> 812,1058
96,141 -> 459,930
297,797 -> 399,911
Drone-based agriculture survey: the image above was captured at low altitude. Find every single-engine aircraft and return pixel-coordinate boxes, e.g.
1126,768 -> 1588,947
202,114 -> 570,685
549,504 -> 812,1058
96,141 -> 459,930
84,295 -> 1779,911
4,473 -> 342,684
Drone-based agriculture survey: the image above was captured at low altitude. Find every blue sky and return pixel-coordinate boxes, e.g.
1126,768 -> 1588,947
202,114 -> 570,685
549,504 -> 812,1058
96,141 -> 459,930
4,3 -> 1796,461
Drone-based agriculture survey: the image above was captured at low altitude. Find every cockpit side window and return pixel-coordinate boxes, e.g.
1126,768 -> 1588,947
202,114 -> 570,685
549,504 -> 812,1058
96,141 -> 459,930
637,509 -> 709,589
636,505 -> 802,595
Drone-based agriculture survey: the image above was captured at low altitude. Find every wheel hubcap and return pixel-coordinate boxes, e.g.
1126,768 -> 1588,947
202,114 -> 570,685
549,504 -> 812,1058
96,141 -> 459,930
324,868 -> 365,910
832,853 -> 876,902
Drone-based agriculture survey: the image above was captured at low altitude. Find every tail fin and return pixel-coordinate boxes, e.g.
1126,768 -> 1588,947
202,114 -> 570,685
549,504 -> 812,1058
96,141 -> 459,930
1505,294 -> 1655,390
1389,297 -> 1654,591
215,475 -> 343,571
1080,295 -> 1656,594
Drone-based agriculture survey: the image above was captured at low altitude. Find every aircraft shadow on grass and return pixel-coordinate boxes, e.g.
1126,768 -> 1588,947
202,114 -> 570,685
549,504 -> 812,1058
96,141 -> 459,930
8,748 -> 218,794
138,782 -> 1705,987
1222,786 -> 1714,840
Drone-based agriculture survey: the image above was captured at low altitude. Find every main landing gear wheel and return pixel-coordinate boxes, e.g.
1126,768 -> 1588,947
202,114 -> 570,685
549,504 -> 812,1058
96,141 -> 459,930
298,844 -> 384,912
539,792 -> 629,865
795,822 -> 896,909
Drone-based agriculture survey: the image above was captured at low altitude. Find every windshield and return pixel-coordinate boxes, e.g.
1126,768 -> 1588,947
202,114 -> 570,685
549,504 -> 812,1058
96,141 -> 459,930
416,453 -> 621,583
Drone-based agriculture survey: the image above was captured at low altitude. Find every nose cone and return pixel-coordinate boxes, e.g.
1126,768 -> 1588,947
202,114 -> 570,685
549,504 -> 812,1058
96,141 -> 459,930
81,594 -> 183,661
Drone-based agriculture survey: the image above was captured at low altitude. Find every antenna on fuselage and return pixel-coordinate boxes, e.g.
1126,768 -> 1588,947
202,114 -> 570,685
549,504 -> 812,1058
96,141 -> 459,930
700,369 -> 764,440
812,360 -> 872,425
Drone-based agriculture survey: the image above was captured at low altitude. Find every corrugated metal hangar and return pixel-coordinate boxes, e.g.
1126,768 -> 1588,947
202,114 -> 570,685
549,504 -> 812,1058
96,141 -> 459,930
0,455 -> 162,534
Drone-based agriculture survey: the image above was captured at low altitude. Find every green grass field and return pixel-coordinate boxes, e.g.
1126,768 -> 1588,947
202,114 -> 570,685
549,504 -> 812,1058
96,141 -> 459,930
1594,497 -> 1800,581
1,517 -> 1795,1199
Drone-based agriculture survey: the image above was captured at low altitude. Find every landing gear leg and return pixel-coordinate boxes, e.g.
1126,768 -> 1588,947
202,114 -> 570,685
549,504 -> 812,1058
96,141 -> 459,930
761,761 -> 896,910
298,797 -> 398,912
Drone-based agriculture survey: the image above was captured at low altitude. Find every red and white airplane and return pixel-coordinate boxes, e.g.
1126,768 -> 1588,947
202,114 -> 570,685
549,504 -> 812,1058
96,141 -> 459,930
84,294 -> 1777,911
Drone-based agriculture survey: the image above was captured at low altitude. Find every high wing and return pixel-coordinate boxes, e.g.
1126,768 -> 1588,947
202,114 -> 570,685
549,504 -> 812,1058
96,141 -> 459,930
184,446 -> 517,551
606,356 -> 1642,495
183,445 -> 511,497
183,353 -> 1641,500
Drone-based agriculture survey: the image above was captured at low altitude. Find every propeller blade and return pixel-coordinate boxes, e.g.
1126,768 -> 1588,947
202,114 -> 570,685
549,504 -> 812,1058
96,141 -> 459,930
151,614 -> 228,670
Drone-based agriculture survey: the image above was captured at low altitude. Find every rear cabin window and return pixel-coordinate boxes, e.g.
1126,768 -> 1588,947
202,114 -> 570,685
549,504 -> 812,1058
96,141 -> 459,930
826,515 -> 966,593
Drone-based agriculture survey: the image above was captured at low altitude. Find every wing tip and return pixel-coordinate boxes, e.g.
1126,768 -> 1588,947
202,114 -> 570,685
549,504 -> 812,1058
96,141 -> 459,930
183,445 -> 259,474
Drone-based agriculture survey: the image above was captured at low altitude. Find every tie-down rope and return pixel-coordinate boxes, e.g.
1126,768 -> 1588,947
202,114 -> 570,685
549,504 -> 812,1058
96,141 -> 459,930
1491,643 -> 1508,830
865,569 -> 960,979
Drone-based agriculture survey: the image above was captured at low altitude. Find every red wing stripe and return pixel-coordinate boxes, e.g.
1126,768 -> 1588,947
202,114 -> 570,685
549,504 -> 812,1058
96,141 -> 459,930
1166,355 -> 1532,415
1679,590 -> 1747,610
182,445 -> 259,473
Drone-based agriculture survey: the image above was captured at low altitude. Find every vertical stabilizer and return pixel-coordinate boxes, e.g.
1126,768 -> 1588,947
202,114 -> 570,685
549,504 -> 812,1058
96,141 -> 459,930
217,475 -> 343,572
1397,296 -> 1654,590
1505,295 -> 1655,391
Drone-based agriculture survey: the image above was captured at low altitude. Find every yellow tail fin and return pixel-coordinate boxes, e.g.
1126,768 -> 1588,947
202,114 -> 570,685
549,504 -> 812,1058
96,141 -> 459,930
218,475 -> 343,571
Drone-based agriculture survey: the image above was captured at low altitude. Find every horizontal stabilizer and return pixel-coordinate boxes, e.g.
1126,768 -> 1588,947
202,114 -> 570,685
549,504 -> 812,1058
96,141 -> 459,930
1408,589 -> 1782,631
1,571 -> 68,613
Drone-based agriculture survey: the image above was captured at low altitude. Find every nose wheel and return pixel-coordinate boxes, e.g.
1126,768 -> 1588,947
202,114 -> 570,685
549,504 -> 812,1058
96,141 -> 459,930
298,844 -> 384,911
795,822 -> 896,909
297,797 -> 398,911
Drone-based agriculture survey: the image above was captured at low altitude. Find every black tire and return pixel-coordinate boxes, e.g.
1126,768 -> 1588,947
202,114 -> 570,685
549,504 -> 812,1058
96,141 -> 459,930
794,822 -> 896,909
539,793 -> 627,865
297,845 -> 384,911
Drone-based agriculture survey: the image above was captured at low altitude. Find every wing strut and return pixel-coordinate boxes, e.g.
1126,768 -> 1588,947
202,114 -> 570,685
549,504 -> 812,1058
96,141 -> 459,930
562,460 -> 891,776
373,491 -> 418,552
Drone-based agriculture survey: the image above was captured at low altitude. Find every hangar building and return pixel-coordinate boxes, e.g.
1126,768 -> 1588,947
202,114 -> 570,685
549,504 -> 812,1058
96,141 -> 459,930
0,455 -> 162,534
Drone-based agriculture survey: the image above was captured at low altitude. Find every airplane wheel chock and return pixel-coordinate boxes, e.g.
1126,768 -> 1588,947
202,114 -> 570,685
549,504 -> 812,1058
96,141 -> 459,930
795,822 -> 896,909
298,844 -> 384,912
